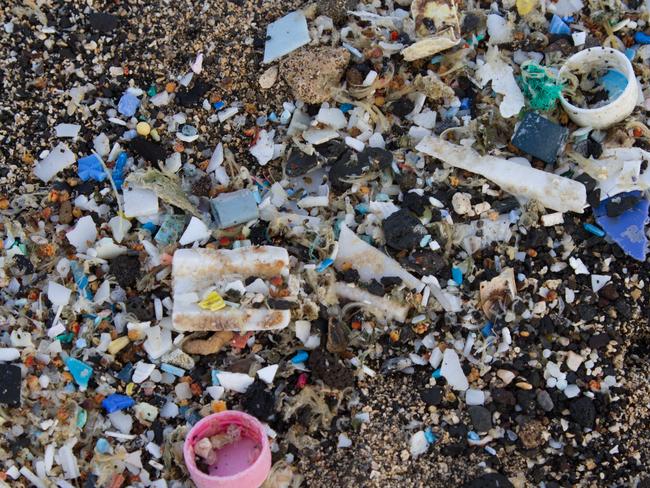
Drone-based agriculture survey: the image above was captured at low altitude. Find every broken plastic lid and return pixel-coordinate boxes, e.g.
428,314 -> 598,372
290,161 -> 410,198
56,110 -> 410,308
594,190 -> 649,261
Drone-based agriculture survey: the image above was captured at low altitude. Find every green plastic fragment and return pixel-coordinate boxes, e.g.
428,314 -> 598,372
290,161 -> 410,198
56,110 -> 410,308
517,61 -> 564,111
147,85 -> 157,97
56,332 -> 75,343
76,408 -> 87,428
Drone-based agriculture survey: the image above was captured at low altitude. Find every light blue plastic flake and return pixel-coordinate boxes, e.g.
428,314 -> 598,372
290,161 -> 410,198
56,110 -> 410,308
76,408 -> 87,428
161,363 -> 185,377
432,368 -> 442,379
340,103 -> 354,113
75,338 -> 87,349
549,15 -> 571,35
113,152 -> 128,190
451,267 -> 463,285
211,370 -> 221,386
424,428 -> 438,444
583,222 -> 605,237
280,110 -> 292,125
96,438 -> 110,454
599,70 -> 628,101
420,235 -> 432,248
268,112 -> 278,122
117,92 -> 140,117
263,11 -> 310,64
65,357 -> 93,389
468,431 -> 480,441
355,203 -> 369,214
78,154 -> 107,182
481,322 -> 493,337
291,351 -> 308,364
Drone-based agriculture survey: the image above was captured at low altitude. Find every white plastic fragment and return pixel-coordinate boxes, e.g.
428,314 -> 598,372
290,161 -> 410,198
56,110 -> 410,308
316,108 -> 347,130
345,136 -> 365,152
335,225 -> 424,291
250,129 -> 276,166
108,411 -> 133,434
416,136 -> 587,213
34,143 -> 76,183
263,11 -> 311,64
335,282 -> 410,323
55,123 -> 81,138
486,15 -> 512,45
440,348 -> 469,391
303,128 -> 339,145
190,53 -> 203,74
465,389 -> 486,406
0,348 -> 20,362
150,90 -> 171,106
572,31 -> 587,46
132,362 -> 156,384
94,237 -> 127,259
93,133 -> 111,157
65,216 -> 97,252
206,386 -> 225,401
108,216 -> 131,244
57,444 -> 80,479
257,364 -> 279,385
295,320 -> 311,344
542,212 -> 564,227
47,281 -> 72,306
123,187 -> 159,217
337,433 -> 353,449
569,257 -> 589,275
216,372 -> 254,393
591,274 -> 611,293
143,326 -> 173,360
476,46 -> 524,118
20,467 -> 47,488
207,143 -> 224,173
179,217 -> 211,245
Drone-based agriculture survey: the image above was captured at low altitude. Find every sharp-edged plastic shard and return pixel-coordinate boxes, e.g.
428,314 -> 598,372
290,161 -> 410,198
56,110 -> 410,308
34,143 -> 76,183
66,215 -> 98,251
594,190 -> 649,261
401,36 -> 459,61
334,225 -> 424,291
416,136 -> 586,213
440,348 -> 469,391
172,246 -> 291,332
476,46 -> 525,118
334,282 -> 410,323
123,187 -> 159,217
179,216 -> 211,245
263,11 -> 310,64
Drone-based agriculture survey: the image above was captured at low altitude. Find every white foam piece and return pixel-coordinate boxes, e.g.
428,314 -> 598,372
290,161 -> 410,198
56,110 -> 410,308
34,143 -> 76,183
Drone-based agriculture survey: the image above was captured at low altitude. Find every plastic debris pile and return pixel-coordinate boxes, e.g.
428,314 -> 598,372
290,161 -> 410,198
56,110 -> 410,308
2,0 -> 650,487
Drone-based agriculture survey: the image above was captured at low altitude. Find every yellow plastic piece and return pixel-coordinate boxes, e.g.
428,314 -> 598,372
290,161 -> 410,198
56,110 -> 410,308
198,291 -> 226,311
516,0 -> 537,15
126,383 -> 135,396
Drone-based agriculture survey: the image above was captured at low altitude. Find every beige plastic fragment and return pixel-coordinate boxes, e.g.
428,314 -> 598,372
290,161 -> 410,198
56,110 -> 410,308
335,282 -> 410,323
172,247 -> 292,332
402,0 -> 461,61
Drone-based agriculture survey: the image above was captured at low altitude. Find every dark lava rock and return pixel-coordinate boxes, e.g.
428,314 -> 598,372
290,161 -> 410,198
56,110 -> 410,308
315,140 -> 347,161
358,147 -> 393,170
402,191 -> 429,216
88,12 -> 119,33
308,349 -> 354,389
464,473 -> 514,488
389,97 -> 415,117
492,388 -> 516,408
588,333 -> 610,349
130,137 -> 167,163
241,380 -> 275,420
192,175 -> 212,197
126,296 -> 154,321
109,255 -> 141,289
0,364 -> 21,407
329,150 -> 367,192
569,397 -> 596,428
605,193 -> 641,217
468,406 -> 492,432
420,386 -> 443,406
177,79 -> 211,107
285,148 -> 319,177
400,250 -> 448,278
383,209 -> 427,251
367,279 -> 384,296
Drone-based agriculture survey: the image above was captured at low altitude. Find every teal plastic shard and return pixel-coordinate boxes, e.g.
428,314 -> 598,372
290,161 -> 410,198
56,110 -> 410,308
65,357 -> 93,389
210,189 -> 259,229
263,11 -> 310,64
155,214 -> 186,245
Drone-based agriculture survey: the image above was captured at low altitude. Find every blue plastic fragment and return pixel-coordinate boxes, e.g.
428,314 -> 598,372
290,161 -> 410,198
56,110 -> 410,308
78,154 -> 107,182
65,357 -> 93,389
141,222 -> 158,234
116,363 -> 134,383
594,191 -> 649,261
481,322 -> 494,337
316,258 -> 334,272
625,47 -> 637,61
511,112 -> 569,164
161,363 -> 185,377
432,368 -> 442,379
102,393 -> 135,413
210,189 -> 259,229
155,214 -> 186,245
118,92 -> 140,117
583,222 -> 605,237
291,351 -> 309,364
468,431 -> 480,441
268,112 -> 278,122
549,15 -> 571,35
96,438 -> 110,454
460,98 -> 471,110
213,101 -> 225,110
112,152 -> 128,190
424,428 -> 438,444
561,16 -> 574,22
451,267 -> 463,285
70,261 -> 93,300
339,103 -> 354,113
599,70 -> 628,101
634,32 -> 650,44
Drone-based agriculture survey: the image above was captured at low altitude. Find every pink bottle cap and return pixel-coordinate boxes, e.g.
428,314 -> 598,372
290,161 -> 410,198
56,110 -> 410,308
184,411 -> 272,488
